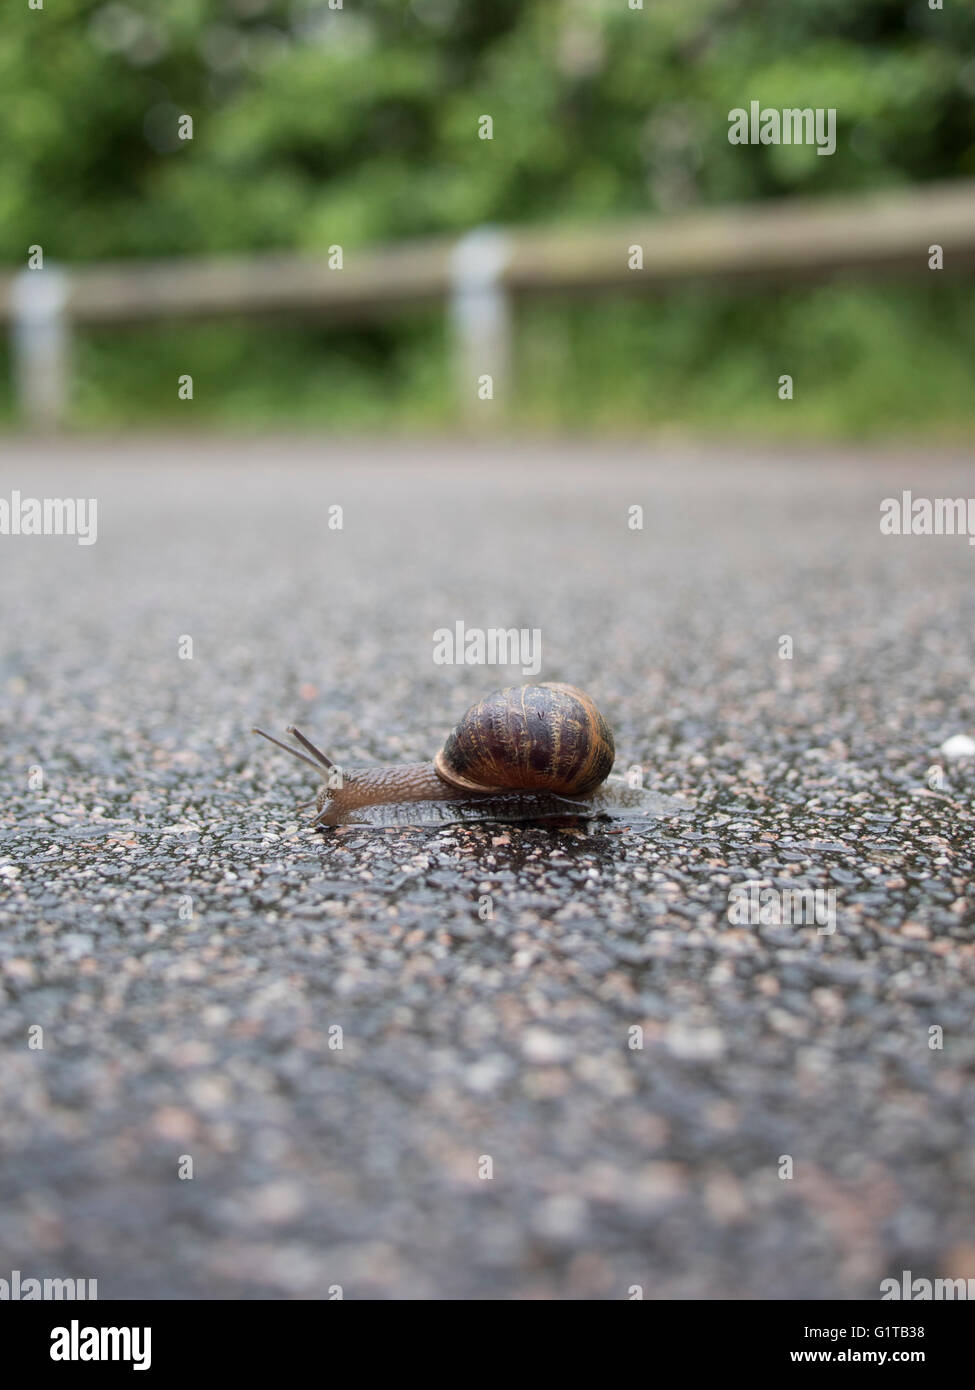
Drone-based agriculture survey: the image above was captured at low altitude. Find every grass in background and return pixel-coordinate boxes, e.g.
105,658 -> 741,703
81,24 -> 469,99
1,281 -> 971,440
514,281 -> 975,440
69,312 -> 451,432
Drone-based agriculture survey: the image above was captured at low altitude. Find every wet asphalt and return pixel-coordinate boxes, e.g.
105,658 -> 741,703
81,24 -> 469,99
1,435 -> 974,1300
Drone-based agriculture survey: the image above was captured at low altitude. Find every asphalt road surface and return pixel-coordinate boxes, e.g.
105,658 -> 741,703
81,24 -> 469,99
1,436 -> 974,1300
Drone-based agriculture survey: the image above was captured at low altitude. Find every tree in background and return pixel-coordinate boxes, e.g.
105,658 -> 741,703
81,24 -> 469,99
2,0 -> 973,261
2,0 -> 973,436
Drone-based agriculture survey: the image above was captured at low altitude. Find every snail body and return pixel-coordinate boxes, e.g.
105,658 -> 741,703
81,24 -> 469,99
255,682 -> 683,829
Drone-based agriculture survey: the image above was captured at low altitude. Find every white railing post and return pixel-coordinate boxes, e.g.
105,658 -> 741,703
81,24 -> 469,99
10,266 -> 70,431
449,226 -> 512,426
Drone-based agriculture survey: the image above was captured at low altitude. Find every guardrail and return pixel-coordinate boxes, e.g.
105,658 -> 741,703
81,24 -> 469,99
3,180 -> 973,428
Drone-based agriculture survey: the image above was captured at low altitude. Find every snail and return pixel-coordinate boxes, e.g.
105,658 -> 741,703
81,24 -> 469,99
254,683 -> 689,829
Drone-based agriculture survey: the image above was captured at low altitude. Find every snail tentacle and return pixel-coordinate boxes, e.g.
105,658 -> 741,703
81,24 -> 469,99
285,725 -> 335,770
252,727 -> 330,776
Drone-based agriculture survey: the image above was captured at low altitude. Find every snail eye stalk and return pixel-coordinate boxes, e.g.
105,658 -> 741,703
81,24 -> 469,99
252,727 -> 326,775
285,725 -> 335,770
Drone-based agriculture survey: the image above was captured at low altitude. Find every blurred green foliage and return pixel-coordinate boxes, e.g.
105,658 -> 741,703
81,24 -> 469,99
2,0 -> 974,435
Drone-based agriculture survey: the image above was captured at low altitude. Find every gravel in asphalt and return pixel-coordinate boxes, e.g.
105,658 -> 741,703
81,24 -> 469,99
1,437 -> 974,1299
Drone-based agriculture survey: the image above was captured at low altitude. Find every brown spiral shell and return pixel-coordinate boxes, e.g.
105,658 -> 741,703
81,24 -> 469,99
433,683 -> 615,797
